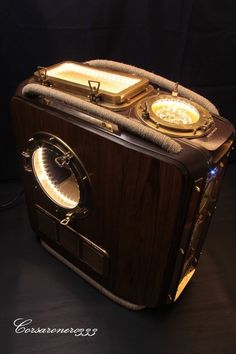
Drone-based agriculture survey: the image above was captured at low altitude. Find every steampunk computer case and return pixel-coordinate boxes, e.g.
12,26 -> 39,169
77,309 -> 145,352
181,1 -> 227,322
11,60 -> 235,309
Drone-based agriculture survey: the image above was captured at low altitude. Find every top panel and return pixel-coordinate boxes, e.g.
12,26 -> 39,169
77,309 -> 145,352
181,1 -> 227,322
34,61 -> 149,105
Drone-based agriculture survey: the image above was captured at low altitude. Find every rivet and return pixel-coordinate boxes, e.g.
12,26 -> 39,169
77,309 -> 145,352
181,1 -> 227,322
195,186 -> 201,193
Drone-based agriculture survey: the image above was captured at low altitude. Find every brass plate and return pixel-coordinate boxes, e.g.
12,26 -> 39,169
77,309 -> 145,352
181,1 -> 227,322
34,61 -> 149,105
174,267 -> 196,301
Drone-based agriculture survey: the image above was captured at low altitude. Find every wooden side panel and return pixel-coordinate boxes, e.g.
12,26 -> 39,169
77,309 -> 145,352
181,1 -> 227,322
11,97 -> 186,306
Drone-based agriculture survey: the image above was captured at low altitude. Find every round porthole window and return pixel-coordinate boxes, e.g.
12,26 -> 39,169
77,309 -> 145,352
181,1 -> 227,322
151,98 -> 200,126
135,93 -> 215,138
25,133 -> 91,212
32,147 -> 80,209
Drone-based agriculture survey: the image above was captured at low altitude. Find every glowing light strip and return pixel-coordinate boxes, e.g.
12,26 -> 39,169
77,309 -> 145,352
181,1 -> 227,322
34,147 -> 77,208
152,98 -> 200,125
47,62 -> 140,92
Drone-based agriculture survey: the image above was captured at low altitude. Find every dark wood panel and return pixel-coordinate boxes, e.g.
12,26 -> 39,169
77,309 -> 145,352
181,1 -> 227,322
12,95 -> 233,307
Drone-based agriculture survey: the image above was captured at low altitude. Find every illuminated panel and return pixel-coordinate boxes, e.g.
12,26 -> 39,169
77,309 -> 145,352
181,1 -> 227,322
47,62 -> 140,94
32,147 -> 80,209
151,98 -> 200,125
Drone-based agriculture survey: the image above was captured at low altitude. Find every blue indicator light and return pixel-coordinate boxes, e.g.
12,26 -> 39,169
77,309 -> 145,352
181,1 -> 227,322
209,167 -> 218,177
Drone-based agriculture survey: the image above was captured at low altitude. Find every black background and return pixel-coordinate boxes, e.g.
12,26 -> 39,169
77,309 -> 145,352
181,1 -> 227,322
1,0 -> 236,180
1,1 -> 236,353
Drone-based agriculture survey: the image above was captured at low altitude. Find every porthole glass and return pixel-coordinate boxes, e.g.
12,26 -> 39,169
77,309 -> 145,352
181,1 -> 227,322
32,147 -> 80,209
151,98 -> 200,125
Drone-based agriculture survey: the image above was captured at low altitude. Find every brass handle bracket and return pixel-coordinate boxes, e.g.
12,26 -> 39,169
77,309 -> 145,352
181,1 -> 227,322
88,80 -> 101,103
37,66 -> 52,87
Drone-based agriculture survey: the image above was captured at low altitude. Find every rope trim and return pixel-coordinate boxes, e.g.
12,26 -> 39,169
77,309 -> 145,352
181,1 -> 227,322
87,59 -> 219,115
22,83 -> 182,154
41,240 -> 145,310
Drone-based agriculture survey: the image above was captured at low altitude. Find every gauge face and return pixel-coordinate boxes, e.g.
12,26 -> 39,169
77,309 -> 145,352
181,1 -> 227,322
32,147 -> 80,209
151,98 -> 200,125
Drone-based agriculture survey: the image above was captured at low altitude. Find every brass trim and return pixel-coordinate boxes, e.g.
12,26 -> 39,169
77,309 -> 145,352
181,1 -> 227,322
135,93 -> 215,138
28,132 -> 92,214
174,267 -> 196,301
34,61 -> 149,106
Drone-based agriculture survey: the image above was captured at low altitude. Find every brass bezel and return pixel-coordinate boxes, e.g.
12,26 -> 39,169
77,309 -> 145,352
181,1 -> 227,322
26,132 -> 92,214
34,61 -> 149,106
135,93 -> 215,138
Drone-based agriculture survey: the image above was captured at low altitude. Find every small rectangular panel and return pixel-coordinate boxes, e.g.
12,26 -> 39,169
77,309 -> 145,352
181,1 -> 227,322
36,208 -> 58,241
81,242 -> 106,276
34,61 -> 149,104
58,225 -> 79,257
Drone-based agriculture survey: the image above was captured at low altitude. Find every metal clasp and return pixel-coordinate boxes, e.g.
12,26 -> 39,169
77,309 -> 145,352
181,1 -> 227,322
55,152 -> 73,168
172,82 -> 179,97
37,66 -> 52,86
141,102 -> 150,120
21,149 -> 32,172
193,118 -> 213,135
88,80 -> 101,103
60,212 -> 73,226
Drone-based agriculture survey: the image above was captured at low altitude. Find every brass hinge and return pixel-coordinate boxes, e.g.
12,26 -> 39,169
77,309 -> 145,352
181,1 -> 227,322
37,66 -> 52,87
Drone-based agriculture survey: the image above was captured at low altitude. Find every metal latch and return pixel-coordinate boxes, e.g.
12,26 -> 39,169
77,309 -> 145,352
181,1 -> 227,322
21,150 -> 32,172
37,66 -> 52,87
60,206 -> 89,225
141,102 -> 150,120
60,212 -> 73,226
193,118 -> 213,135
88,80 -> 101,103
55,152 -> 73,168
172,82 -> 179,97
